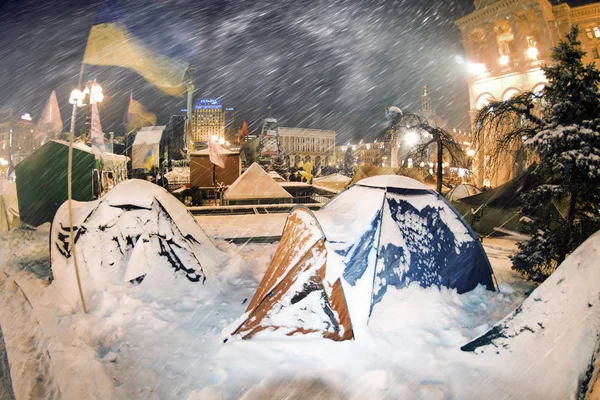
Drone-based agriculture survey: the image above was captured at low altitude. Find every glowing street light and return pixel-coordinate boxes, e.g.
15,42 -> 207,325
466,148 -> 476,157
499,55 -> 509,66
527,46 -> 539,60
405,130 -> 420,147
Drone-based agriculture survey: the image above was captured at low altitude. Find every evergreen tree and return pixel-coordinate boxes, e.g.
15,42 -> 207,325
476,26 -> 600,281
343,146 -> 354,176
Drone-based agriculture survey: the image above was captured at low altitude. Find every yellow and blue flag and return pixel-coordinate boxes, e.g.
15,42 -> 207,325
83,0 -> 189,97
125,90 -> 156,133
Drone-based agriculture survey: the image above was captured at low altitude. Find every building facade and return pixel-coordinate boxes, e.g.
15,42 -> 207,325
0,111 -> 38,169
456,0 -> 600,186
189,98 -> 225,145
278,127 -> 336,167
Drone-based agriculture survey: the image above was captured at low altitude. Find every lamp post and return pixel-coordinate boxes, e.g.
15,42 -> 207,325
66,80 -> 102,314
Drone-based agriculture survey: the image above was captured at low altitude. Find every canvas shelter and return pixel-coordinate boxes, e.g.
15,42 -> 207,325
223,163 -> 293,205
446,184 -> 481,202
131,125 -> 164,171
15,140 -> 128,227
190,148 -> 241,188
450,166 -> 565,236
232,175 -> 495,341
0,178 -> 19,231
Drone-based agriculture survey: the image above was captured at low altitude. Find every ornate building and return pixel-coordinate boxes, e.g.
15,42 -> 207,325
456,0 -> 600,186
277,127 -> 336,167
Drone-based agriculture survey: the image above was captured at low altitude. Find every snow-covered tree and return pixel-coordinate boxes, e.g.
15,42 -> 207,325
476,26 -> 600,281
343,146 -> 354,176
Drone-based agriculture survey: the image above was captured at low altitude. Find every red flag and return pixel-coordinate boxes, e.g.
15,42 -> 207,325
208,137 -> 225,168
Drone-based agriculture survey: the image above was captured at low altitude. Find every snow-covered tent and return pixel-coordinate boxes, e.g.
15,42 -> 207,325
0,178 -> 19,231
50,179 -> 225,309
312,173 -> 351,194
223,163 -> 293,205
460,230 -> 600,399
445,184 -> 481,202
232,175 -> 495,341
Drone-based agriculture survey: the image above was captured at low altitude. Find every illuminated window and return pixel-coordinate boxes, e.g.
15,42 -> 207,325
586,28 -> 594,39
595,27 -> 600,38
594,48 -> 600,59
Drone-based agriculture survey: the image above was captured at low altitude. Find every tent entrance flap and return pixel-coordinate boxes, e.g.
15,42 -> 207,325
233,208 -> 353,341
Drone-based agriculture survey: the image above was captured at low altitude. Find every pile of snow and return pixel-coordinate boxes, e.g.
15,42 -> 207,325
50,179 -> 226,310
224,163 -> 292,202
1,213 -> 539,399
458,230 -> 600,399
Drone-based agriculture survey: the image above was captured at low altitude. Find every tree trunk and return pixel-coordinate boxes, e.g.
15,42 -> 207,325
556,188 -> 577,266
436,138 -> 443,194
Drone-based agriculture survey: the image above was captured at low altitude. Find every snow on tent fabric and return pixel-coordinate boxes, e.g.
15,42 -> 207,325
460,230 -> 600,399
50,179 -> 225,309
232,175 -> 495,341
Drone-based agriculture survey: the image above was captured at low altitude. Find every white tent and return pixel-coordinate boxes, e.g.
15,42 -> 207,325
223,163 -> 292,205
446,184 -> 481,202
50,179 -> 225,309
132,126 -> 165,170
0,178 -> 19,232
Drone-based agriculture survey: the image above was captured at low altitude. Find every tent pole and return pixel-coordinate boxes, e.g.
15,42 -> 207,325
67,62 -> 88,314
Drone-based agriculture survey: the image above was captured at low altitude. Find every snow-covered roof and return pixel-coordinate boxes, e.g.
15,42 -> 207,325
224,163 -> 292,200
190,148 -> 240,156
355,175 -> 431,191
49,139 -> 127,163
313,173 -> 351,184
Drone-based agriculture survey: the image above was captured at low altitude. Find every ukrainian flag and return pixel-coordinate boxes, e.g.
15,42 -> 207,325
143,146 -> 156,172
83,0 -> 189,96
125,91 -> 156,133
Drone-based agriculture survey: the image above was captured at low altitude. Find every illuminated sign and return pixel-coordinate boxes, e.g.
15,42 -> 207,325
225,107 -> 234,111
194,98 -> 221,110
21,113 -> 32,121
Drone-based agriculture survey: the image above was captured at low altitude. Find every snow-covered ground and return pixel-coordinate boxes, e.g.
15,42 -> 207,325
0,220 -> 545,399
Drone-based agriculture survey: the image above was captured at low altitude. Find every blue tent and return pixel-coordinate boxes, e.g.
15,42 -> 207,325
233,175 -> 496,341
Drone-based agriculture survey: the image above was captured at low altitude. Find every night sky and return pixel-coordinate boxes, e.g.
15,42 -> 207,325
0,0 -> 593,143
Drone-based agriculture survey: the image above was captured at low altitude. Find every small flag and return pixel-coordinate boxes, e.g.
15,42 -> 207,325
208,137 -> 225,168
37,91 -> 63,145
125,90 -> 156,133
82,0 -> 189,97
90,102 -> 105,154
143,145 -> 156,172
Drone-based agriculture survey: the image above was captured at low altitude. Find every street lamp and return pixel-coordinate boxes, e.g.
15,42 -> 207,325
65,79 -> 103,315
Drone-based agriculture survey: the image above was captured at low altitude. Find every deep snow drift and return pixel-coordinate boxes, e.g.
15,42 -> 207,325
1,193 -> 598,398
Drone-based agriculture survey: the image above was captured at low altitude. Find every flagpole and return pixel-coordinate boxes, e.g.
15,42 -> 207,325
67,62 -> 88,314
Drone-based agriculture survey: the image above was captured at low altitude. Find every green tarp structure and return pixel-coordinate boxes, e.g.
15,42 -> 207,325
15,140 -> 127,227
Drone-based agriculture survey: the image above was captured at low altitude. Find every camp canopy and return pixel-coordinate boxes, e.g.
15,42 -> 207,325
223,163 -> 292,205
15,140 -> 128,227
232,175 -> 495,341
132,125 -> 164,171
